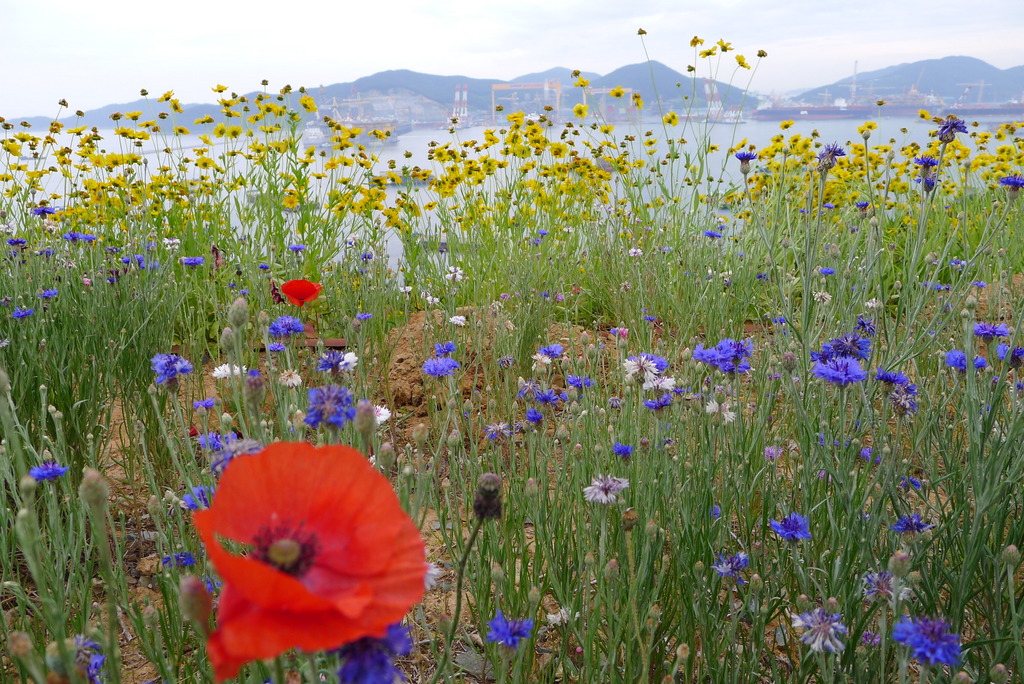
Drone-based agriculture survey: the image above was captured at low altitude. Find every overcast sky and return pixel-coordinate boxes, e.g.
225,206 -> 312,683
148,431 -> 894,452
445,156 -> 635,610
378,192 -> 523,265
2,0 -> 1021,118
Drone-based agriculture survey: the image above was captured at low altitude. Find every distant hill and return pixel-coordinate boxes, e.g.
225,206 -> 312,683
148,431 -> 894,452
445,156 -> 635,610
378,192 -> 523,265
800,56 -> 1024,105
11,56 -> 1021,128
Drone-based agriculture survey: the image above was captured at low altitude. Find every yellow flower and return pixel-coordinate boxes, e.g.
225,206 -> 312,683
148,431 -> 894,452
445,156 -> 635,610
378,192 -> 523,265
699,47 -> 718,58
609,86 -> 625,98
717,39 -> 733,52
663,112 -> 679,126
599,124 -> 615,134
631,93 -> 644,109
918,109 -> 931,119
299,95 -> 317,113
735,55 -> 750,69
574,76 -> 590,88
573,103 -> 588,119
757,49 -> 768,58
780,120 -> 794,130
158,91 -> 174,102
690,36 -> 704,47
212,84 -> 228,93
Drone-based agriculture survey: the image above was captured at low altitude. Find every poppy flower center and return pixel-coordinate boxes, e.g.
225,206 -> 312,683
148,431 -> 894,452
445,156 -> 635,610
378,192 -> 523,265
252,524 -> 319,577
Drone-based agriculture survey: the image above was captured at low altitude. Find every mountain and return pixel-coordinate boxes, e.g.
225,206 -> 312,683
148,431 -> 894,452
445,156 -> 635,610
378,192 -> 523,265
799,56 -> 1024,105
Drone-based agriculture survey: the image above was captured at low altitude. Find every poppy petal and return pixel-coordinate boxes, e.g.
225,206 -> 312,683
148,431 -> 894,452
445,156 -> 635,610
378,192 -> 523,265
280,279 -> 322,307
194,441 -> 425,681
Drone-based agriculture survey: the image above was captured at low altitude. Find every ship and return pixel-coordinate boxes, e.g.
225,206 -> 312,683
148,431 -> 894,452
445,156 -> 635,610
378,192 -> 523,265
303,95 -> 412,148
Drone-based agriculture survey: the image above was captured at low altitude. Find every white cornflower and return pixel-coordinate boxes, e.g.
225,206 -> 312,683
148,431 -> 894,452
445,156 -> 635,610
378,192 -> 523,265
628,248 -> 643,257
583,475 -> 629,505
449,315 -> 467,326
399,286 -> 412,294
813,291 -> 832,304
277,369 -> 302,388
211,364 -> 246,379
444,266 -> 466,282
865,298 -> 882,310
373,404 -> 391,425
546,608 -> 578,626
705,399 -> 737,423
0,338 -> 9,348
424,562 -> 444,590
644,375 -> 676,392
531,352 -> 552,368
163,238 -> 181,250
791,608 -> 847,653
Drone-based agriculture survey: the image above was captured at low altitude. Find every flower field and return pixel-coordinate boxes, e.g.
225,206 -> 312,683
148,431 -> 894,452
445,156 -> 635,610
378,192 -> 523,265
1,45 -> 1023,683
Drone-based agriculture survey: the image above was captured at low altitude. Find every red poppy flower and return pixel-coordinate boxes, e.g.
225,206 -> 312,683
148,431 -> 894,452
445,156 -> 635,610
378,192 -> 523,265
280,279 -> 322,307
193,442 -> 425,681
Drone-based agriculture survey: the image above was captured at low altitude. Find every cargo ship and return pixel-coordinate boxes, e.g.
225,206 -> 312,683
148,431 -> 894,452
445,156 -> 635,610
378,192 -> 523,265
749,96 -> 1024,122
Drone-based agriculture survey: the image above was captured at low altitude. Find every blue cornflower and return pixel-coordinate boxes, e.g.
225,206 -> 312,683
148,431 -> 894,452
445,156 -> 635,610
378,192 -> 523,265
816,142 -> 846,171
538,343 -> 564,359
30,462 -> 69,481
193,398 -> 216,410
890,513 -> 933,535
180,256 -> 205,267
12,307 -> 33,319
267,342 -> 285,352
812,357 -> 867,386
711,551 -> 748,583
288,244 -> 306,252
151,353 -> 193,385
62,231 -> 97,242
735,151 -> 758,163
973,281 -> 987,288
304,385 -> 356,430
422,357 -> 460,377
859,446 -> 880,464
533,388 -> 564,406
268,315 -> 305,338
612,442 -> 634,459
855,201 -> 870,210
162,552 -> 197,568
71,634 -> 104,684
566,375 -> 592,389
318,350 -> 359,373
945,349 -> 986,372
497,355 -> 515,368
38,289 -> 58,299
259,263 -> 270,270
356,312 -> 373,320
819,267 -> 835,276
335,622 -> 412,684
999,175 -> 1024,191
935,115 -> 967,142
525,407 -> 544,424
486,610 -> 533,650
644,393 -> 673,411
209,434 -> 263,475
770,512 -> 811,542
693,338 -> 752,374
32,206 -> 57,216
948,258 -> 967,269
855,314 -> 876,337
974,322 -> 1011,338
703,229 -> 723,239
181,485 -> 214,510
892,616 -> 961,666
899,475 -> 922,490
434,341 -> 457,357
197,432 -> 224,452
997,343 -> 1024,368
876,369 -> 911,387
913,156 -> 939,169
7,238 -> 26,246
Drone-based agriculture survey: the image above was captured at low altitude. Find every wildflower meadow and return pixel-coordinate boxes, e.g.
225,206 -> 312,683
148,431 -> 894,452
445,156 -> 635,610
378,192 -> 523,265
1,39 -> 1023,683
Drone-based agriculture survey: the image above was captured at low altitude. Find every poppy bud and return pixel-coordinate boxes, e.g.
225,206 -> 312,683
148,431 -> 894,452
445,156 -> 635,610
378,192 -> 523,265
473,473 -> 503,520
179,576 -> 212,635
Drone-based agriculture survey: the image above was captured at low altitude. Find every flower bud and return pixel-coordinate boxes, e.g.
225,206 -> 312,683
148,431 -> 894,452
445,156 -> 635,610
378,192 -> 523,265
179,576 -> 212,635
79,468 -> 109,510
219,326 -> 235,352
412,423 -> 429,450
7,630 -> 33,658
226,297 -> 249,330
888,549 -> 912,577
989,665 -> 1009,684
603,558 -> 619,582
353,400 -> 376,439
621,507 -> 639,532
1001,544 -> 1020,569
473,473 -> 503,520
377,442 -> 396,471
